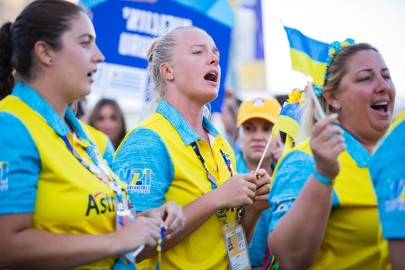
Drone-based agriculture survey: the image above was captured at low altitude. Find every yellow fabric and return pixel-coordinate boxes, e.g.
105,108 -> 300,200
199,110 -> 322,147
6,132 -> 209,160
295,140 -> 384,270
81,122 -> 108,157
290,48 -> 327,85
1,96 -> 123,269
136,113 -> 237,270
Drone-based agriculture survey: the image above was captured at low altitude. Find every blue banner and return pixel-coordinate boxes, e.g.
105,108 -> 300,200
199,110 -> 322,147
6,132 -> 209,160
83,0 -> 234,112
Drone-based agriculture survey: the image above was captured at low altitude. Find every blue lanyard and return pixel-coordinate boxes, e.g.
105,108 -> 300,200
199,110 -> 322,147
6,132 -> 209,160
190,140 -> 243,220
190,141 -> 235,189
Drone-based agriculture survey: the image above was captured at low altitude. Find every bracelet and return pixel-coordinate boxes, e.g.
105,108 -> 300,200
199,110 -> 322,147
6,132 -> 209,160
313,171 -> 333,185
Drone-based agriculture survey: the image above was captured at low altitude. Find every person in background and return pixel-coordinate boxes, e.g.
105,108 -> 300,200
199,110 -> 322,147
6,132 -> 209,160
369,108 -> 405,270
88,98 -> 127,150
267,40 -> 395,269
0,1 -> 184,269
112,25 -> 271,270
235,97 -> 283,269
70,100 -> 115,166
220,87 -> 242,152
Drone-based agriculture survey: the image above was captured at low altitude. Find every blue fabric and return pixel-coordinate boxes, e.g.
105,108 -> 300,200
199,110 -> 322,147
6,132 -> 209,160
113,127 -> 173,211
268,128 -> 370,233
235,151 -> 249,174
103,137 -> 115,167
370,120 -> 405,239
0,112 -> 39,214
0,82 -> 90,214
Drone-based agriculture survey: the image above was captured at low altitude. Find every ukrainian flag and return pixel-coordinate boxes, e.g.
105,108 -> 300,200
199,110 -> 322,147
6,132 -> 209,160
272,88 -> 306,153
284,26 -> 329,86
273,102 -> 303,139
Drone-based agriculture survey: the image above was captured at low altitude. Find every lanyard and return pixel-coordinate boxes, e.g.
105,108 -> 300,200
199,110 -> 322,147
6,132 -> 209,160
191,141 -> 219,189
190,140 -> 240,221
61,133 -> 130,212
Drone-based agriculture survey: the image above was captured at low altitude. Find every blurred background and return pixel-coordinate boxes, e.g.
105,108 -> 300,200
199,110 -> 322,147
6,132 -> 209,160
1,0 -> 404,133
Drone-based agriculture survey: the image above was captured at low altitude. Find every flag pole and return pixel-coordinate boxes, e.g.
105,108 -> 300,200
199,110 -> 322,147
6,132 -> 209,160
255,134 -> 273,174
306,77 -> 325,119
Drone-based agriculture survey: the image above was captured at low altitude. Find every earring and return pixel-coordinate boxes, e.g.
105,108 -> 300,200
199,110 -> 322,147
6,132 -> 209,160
333,103 -> 340,110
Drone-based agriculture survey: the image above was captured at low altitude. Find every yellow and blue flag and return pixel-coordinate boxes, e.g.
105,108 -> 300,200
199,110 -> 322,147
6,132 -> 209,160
273,88 -> 306,139
284,26 -> 329,85
272,87 -> 307,153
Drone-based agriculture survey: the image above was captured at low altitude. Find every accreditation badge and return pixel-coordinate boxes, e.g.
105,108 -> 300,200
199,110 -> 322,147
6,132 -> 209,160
222,219 -> 251,270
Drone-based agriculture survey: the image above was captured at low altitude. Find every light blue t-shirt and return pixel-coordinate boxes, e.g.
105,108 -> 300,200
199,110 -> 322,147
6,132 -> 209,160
370,119 -> 405,239
268,128 -> 369,233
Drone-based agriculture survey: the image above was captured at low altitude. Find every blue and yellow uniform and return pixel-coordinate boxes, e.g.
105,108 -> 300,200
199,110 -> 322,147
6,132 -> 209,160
370,111 -> 405,269
0,82 -> 130,269
269,127 -> 385,269
112,100 -> 238,270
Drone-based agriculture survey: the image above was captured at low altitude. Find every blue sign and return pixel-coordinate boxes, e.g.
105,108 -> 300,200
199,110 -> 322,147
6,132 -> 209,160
83,0 -> 234,112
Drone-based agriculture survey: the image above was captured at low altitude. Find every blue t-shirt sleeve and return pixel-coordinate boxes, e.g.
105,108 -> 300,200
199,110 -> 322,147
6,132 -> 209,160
268,150 -> 315,233
370,120 -> 405,239
0,112 -> 40,214
103,137 -> 115,167
112,128 -> 173,212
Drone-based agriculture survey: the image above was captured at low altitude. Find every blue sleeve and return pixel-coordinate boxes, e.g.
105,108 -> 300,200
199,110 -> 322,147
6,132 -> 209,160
111,128 -> 174,212
0,112 -> 40,214
268,150 -> 315,233
248,209 -> 272,267
370,120 -> 405,239
103,138 -> 115,167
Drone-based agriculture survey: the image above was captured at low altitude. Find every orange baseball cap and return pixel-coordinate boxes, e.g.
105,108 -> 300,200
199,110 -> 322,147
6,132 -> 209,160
237,98 -> 282,127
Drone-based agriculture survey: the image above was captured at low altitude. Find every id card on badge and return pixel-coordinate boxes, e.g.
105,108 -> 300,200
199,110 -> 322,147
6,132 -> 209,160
116,206 -> 145,264
222,219 -> 251,270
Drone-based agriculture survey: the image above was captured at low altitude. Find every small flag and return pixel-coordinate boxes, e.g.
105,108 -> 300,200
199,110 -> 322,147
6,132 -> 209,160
284,26 -> 329,85
273,88 -> 306,139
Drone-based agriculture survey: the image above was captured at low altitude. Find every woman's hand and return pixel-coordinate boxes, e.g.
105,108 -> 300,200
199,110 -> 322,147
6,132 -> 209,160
251,169 -> 271,212
213,173 -> 257,209
310,114 -> 346,180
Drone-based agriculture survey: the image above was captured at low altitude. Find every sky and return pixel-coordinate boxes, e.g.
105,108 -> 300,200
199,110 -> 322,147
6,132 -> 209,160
262,0 -> 405,103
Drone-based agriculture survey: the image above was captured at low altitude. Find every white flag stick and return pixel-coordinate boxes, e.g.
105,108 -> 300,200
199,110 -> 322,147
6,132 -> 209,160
306,77 -> 325,119
255,134 -> 273,174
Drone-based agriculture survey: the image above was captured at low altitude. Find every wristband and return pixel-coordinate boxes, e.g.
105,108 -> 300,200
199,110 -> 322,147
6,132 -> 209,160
313,171 -> 333,185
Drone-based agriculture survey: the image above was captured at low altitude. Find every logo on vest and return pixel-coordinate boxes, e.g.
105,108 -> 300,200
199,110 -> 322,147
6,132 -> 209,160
384,178 -> 405,212
86,192 -> 116,216
0,162 -> 9,191
117,168 -> 152,194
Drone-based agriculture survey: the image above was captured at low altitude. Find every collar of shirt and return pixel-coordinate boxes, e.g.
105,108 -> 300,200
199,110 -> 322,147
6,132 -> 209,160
12,82 -> 90,141
341,128 -> 370,168
157,100 -> 220,146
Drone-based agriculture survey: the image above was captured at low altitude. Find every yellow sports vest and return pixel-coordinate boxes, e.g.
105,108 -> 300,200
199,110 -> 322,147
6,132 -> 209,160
134,112 -> 237,270
1,96 -> 121,269
294,139 -> 383,270
81,122 -> 109,157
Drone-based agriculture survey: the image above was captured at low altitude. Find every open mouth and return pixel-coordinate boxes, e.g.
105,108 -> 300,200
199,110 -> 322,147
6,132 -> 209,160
204,71 -> 218,82
371,101 -> 388,113
87,70 -> 97,78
